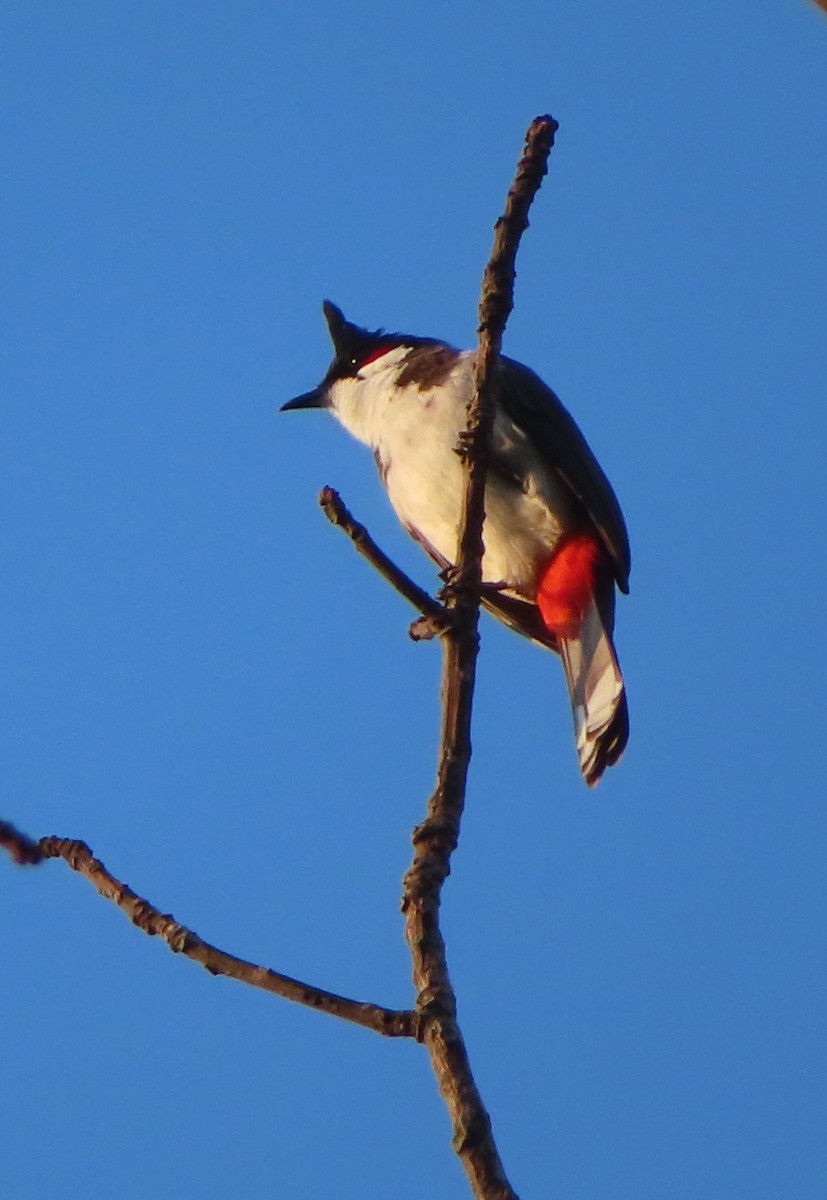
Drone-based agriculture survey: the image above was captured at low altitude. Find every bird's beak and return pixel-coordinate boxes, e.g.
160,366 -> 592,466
280,386 -> 329,412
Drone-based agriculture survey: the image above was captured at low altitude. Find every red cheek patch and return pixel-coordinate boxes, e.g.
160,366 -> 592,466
359,346 -> 392,368
536,533 -> 601,639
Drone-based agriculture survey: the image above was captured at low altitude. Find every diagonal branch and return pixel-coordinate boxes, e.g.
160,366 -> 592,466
400,116 -> 559,1200
319,486 -> 451,639
0,822 -> 415,1038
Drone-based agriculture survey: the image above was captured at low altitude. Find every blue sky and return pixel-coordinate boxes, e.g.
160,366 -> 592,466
1,3 -> 825,1198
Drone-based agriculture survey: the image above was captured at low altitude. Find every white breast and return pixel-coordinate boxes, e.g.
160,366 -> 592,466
329,351 -> 576,595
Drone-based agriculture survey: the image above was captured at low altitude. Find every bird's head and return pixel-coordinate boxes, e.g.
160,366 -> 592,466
281,301 -> 445,420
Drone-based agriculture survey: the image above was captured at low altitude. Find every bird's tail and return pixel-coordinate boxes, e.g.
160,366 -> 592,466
536,533 -> 628,786
559,595 -> 627,786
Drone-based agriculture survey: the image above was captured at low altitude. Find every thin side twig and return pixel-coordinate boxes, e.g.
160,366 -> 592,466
401,116 -> 558,1200
320,485 -> 451,639
1,827 -> 415,1038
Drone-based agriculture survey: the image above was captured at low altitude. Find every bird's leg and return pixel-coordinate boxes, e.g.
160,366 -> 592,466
437,566 -> 509,605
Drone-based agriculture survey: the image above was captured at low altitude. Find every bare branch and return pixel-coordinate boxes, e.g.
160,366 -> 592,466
401,116 -> 559,1200
320,486 -> 452,638
2,829 -> 415,1038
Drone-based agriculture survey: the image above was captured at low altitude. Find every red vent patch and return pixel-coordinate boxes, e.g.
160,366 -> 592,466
536,533 -> 600,639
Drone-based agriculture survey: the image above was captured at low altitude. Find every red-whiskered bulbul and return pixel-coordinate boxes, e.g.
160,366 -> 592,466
282,301 -> 630,785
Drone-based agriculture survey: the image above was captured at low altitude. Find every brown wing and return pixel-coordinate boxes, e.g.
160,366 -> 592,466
495,358 -> 631,593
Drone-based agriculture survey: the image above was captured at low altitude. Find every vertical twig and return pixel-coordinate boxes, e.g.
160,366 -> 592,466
401,116 -> 558,1200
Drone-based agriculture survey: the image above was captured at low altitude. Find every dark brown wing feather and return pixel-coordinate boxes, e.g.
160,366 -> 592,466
479,589 -> 560,653
495,358 -> 630,593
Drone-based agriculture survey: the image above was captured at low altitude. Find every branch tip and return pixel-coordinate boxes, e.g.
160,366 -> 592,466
319,487 -> 449,632
0,820 -> 46,865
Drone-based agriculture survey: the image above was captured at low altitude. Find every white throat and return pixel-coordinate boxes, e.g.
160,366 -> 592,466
328,345 -> 420,446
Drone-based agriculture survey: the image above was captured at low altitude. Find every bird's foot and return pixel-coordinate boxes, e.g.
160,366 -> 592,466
437,567 -> 509,605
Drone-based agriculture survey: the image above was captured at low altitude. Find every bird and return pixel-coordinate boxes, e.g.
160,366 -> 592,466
282,301 -> 630,785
